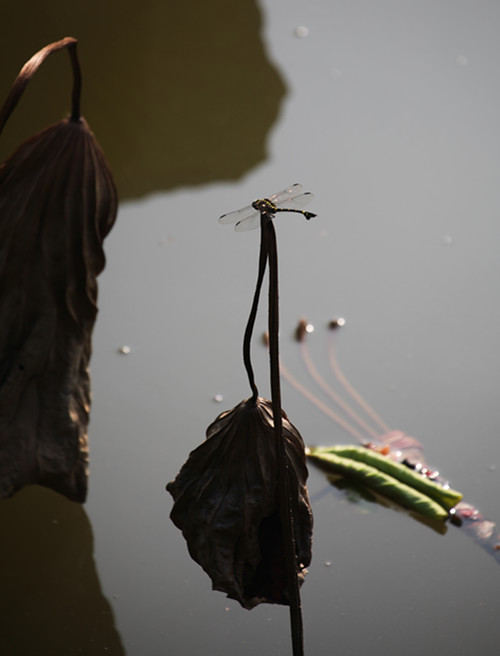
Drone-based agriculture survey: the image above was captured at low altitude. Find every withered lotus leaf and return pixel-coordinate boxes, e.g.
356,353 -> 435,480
167,397 -> 313,609
0,39 -> 117,502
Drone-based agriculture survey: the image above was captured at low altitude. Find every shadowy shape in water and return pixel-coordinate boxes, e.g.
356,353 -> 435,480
0,38 -> 117,502
0,1 -> 286,200
0,486 -> 125,655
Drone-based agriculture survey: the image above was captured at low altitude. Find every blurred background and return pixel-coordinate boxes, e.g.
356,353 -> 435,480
1,1 -> 500,654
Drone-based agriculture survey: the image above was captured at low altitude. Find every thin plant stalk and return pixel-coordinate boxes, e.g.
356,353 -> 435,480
0,37 -> 81,133
264,215 -> 304,656
242,222 -> 267,404
240,210 -> 305,654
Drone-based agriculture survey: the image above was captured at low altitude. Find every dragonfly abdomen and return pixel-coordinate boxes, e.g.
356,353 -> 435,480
274,208 -> 316,220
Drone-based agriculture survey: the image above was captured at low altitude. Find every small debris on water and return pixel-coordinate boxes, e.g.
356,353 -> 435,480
295,318 -> 314,342
158,236 -> 175,246
329,317 -> 346,330
295,26 -> 310,38
118,345 -> 131,355
213,394 -> 224,403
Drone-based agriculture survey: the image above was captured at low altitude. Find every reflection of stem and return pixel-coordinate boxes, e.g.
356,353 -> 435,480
299,337 -> 381,441
242,222 -> 267,404
326,329 -> 391,435
279,356 -> 366,443
265,216 -> 304,656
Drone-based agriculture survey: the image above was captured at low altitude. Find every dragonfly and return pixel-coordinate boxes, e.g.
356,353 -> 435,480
219,183 -> 316,232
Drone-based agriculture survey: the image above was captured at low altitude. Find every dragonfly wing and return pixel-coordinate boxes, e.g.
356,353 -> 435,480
219,204 -> 255,225
268,183 -> 304,206
235,213 -> 261,231
279,191 -> 314,210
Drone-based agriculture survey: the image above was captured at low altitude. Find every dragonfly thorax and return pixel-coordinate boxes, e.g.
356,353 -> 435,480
219,184 -> 315,231
252,198 -> 277,214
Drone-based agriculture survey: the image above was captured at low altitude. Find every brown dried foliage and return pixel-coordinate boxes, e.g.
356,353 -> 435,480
0,39 -> 117,502
167,397 -> 313,609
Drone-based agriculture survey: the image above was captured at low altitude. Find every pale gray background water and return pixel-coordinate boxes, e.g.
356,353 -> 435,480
1,1 -> 500,654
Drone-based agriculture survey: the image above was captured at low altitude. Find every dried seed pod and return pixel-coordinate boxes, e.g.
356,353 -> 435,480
167,397 -> 313,610
0,39 -> 117,502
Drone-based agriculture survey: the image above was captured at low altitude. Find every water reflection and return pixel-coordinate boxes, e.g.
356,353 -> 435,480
0,0 -> 286,200
0,487 -> 124,655
282,319 -> 500,563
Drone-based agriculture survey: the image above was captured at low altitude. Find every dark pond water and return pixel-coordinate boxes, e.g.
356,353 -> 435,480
2,1 -> 500,654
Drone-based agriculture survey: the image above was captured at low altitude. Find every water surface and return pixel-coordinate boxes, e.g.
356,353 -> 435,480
1,1 -> 500,654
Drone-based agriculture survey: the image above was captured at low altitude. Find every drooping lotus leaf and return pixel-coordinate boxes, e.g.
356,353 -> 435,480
0,38 -> 117,502
167,397 -> 313,610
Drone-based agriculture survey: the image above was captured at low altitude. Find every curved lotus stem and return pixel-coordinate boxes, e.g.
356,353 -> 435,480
0,37 -> 81,134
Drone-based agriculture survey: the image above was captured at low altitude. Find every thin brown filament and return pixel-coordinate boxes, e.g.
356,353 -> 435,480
279,355 -> 366,443
299,338 -> 381,441
327,330 -> 391,435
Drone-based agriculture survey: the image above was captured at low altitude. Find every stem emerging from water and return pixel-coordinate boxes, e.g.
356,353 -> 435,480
241,211 -> 305,654
265,215 -> 304,656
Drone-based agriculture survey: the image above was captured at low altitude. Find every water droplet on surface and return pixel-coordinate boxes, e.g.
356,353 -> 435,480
456,55 -> 468,67
213,394 -> 224,403
295,26 -> 309,38
118,345 -> 131,355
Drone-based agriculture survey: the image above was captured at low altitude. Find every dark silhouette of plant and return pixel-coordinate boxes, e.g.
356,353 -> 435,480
0,38 -> 117,502
167,187 -> 315,655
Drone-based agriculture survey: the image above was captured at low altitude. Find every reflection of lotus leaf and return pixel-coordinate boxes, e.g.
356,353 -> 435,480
0,487 -> 125,655
0,0 -> 287,199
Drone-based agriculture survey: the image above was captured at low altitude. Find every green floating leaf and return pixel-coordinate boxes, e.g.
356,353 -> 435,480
307,445 -> 463,521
